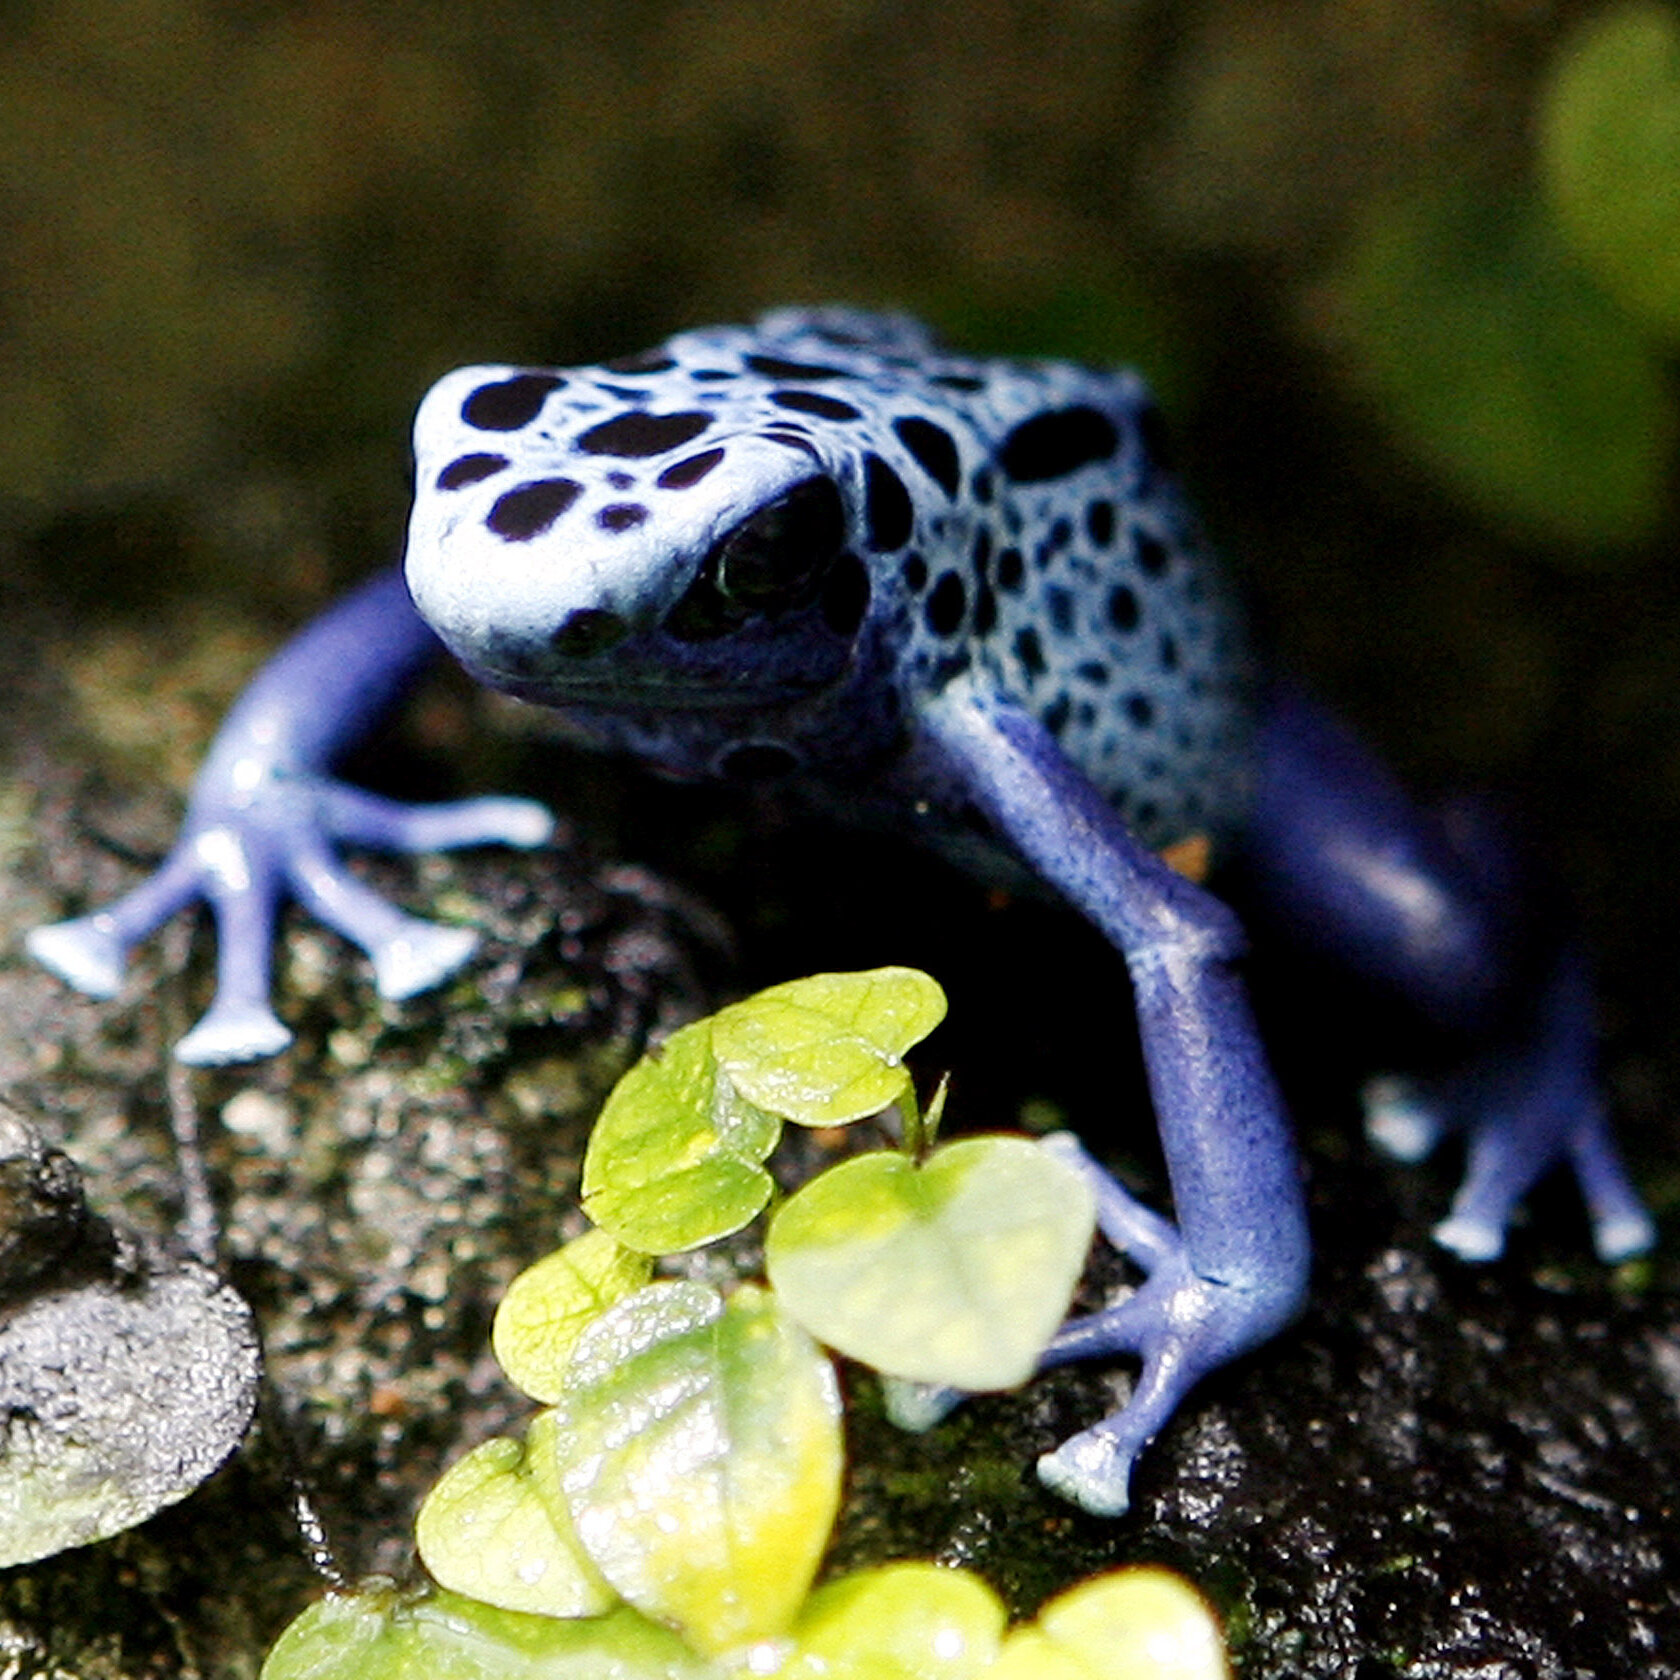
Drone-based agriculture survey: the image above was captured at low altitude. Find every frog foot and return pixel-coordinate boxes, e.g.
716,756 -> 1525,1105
1359,968 -> 1655,1267
1033,1241 -> 1296,1517
29,778 -> 554,1065
1428,1079 -> 1655,1265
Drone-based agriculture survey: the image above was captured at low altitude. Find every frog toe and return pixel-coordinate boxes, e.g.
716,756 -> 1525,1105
1431,1211 -> 1506,1262
285,843 -> 476,1001
1361,1074 -> 1446,1163
1568,1105 -> 1656,1262
1591,1210 -> 1655,1264
1037,1429 -> 1135,1517
26,918 -> 127,999
321,784 -> 557,853
879,1376 -> 964,1433
28,846 -> 206,999
176,999 -> 294,1065
368,922 -> 478,999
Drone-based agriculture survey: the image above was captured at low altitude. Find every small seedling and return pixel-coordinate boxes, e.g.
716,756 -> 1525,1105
262,968 -> 1228,1680
580,966 -> 1096,1395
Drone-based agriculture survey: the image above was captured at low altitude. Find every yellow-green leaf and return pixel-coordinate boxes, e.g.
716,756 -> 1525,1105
414,1425 -> 615,1620
259,1585 -> 713,1680
766,1136 -> 1094,1391
493,1230 -> 653,1402
983,1630 -> 1090,1680
711,968 -> 948,1127
783,1562 -> 1006,1680
987,1568 -> 1229,1680
581,1020 -> 783,1253
539,1282 -> 843,1656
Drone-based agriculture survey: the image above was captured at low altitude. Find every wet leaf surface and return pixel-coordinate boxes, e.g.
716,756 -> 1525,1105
260,1585 -> 713,1680
414,1425 -> 615,1620
492,1229 -> 653,1404
711,968 -> 948,1127
539,1281 -> 842,1655
783,1562 -> 1006,1680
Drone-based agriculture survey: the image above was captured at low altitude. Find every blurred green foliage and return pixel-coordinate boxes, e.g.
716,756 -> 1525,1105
7,0 -> 1673,573
1541,2 -> 1680,343
1320,188 -> 1675,553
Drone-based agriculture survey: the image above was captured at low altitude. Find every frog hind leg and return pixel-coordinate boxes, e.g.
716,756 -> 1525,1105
917,679 -> 1310,1516
1239,687 -> 1654,1264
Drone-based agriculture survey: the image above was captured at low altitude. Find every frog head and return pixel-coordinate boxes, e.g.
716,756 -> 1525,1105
404,361 -> 874,712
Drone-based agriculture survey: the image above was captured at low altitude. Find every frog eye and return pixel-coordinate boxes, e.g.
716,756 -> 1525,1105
664,477 -> 847,642
713,477 -> 845,607
663,569 -> 747,641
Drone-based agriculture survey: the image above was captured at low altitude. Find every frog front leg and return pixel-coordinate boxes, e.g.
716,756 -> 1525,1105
28,568 -> 554,1064
917,676 -> 1310,1516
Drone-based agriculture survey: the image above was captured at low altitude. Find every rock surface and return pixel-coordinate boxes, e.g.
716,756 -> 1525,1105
0,583 -> 1675,1677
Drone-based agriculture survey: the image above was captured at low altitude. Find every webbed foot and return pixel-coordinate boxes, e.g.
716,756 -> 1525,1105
1360,952 -> 1655,1265
30,777 -> 554,1064
1032,1134 -> 1303,1515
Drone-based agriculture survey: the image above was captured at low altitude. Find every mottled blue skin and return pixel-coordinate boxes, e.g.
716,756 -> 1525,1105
28,308 -> 1654,1516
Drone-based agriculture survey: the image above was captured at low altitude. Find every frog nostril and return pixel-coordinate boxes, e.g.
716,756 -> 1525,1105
551,609 -> 629,658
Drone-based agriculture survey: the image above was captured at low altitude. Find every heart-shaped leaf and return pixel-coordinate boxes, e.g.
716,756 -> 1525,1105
538,1281 -> 842,1656
260,1585 -> 714,1680
783,1562 -> 1005,1680
711,968 -> 947,1127
986,1568 -> 1229,1680
581,1021 -> 783,1253
766,1135 -> 1094,1391
493,1229 -> 653,1402
414,1421 -> 616,1619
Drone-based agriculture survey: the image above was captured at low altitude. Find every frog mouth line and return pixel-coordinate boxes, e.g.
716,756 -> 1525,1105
467,659 -> 821,711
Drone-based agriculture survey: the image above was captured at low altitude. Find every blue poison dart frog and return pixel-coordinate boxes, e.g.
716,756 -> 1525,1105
28,307 -> 1655,1515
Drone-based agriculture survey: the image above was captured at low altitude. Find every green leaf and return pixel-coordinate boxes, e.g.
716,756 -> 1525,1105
1324,187 -> 1674,552
710,968 -> 948,1127
782,1562 -> 1005,1680
1540,2 -> 1680,340
537,1281 -> 843,1656
259,1585 -> 714,1680
580,1020 -> 784,1253
765,1135 -> 1095,1391
986,1568 -> 1229,1680
980,1631 -> 1089,1680
493,1230 -> 653,1402
414,1423 -> 616,1620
